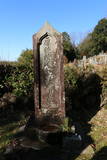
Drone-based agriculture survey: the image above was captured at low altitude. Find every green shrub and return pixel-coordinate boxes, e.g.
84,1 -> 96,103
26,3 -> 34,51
64,66 -> 79,89
7,64 -> 34,97
64,66 -> 79,115
18,49 -> 33,67
0,64 -> 15,97
60,117 -> 72,132
0,61 -> 34,97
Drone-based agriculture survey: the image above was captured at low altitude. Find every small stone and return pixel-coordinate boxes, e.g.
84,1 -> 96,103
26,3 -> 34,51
18,125 -> 26,132
20,138 -> 49,150
4,146 -> 13,154
63,134 -> 82,151
81,145 -> 95,155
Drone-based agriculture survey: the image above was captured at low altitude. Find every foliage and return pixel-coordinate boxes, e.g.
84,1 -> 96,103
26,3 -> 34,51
64,65 -> 79,114
62,32 -> 72,51
78,18 -> 107,58
62,32 -> 77,62
78,33 -> 94,58
0,111 -> 29,151
13,49 -> 34,96
98,66 -> 107,109
60,117 -> 72,132
0,63 -> 34,98
0,64 -> 15,97
18,49 -> 33,67
7,64 -> 34,97
0,60 -> 107,160
92,18 -> 107,55
64,65 -> 78,89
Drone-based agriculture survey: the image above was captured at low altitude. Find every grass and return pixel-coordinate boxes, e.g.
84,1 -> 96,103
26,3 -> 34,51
0,111 -> 29,153
89,109 -> 107,156
0,108 -> 107,160
75,108 -> 107,160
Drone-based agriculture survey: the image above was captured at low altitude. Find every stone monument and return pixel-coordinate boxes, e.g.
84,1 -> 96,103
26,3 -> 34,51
33,22 -> 65,127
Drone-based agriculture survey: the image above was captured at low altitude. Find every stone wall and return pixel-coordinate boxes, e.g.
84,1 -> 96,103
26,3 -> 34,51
77,52 -> 107,67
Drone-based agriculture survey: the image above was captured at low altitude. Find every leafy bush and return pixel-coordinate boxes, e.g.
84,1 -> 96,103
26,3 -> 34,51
64,66 -> 79,89
60,117 -> 72,132
18,49 -> 33,67
7,64 -> 34,97
64,66 -> 79,115
0,62 -> 34,96
0,58 -> 107,114
0,64 -> 15,97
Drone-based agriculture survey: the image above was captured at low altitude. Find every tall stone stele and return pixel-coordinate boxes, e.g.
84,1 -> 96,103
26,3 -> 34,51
33,22 -> 65,125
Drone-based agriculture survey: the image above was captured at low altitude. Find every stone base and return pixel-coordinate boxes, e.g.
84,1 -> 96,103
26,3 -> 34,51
25,123 -> 63,146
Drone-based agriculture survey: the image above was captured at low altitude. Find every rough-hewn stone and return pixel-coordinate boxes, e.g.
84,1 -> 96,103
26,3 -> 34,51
33,22 -> 65,124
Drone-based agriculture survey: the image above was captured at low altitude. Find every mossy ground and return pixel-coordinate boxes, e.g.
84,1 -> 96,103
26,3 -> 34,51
74,108 -> 107,160
0,65 -> 107,159
0,111 -> 29,154
0,108 -> 107,160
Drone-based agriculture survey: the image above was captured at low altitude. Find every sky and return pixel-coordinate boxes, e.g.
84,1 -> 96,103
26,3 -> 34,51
0,0 -> 107,61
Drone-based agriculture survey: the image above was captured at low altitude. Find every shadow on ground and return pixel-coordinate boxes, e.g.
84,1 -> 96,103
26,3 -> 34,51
0,73 -> 104,160
65,73 -> 102,159
90,146 -> 107,160
3,146 -> 66,160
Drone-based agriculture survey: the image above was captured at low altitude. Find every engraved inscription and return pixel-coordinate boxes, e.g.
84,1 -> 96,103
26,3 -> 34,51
33,22 -> 65,119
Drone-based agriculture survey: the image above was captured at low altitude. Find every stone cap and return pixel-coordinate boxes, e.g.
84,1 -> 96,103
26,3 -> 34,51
33,22 -> 61,39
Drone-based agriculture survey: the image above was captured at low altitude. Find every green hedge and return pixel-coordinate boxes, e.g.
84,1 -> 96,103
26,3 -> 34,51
0,63 -> 15,97
0,62 -> 79,98
0,62 -> 34,97
0,62 -> 107,113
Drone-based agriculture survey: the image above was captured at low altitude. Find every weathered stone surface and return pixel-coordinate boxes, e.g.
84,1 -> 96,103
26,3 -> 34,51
33,22 -> 65,123
81,145 -> 95,155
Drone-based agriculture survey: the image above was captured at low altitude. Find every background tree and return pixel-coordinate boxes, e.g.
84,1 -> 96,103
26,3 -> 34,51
8,48 -> 34,96
78,18 -> 107,58
18,49 -> 33,67
78,33 -> 94,58
91,18 -> 107,55
62,32 -> 77,62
